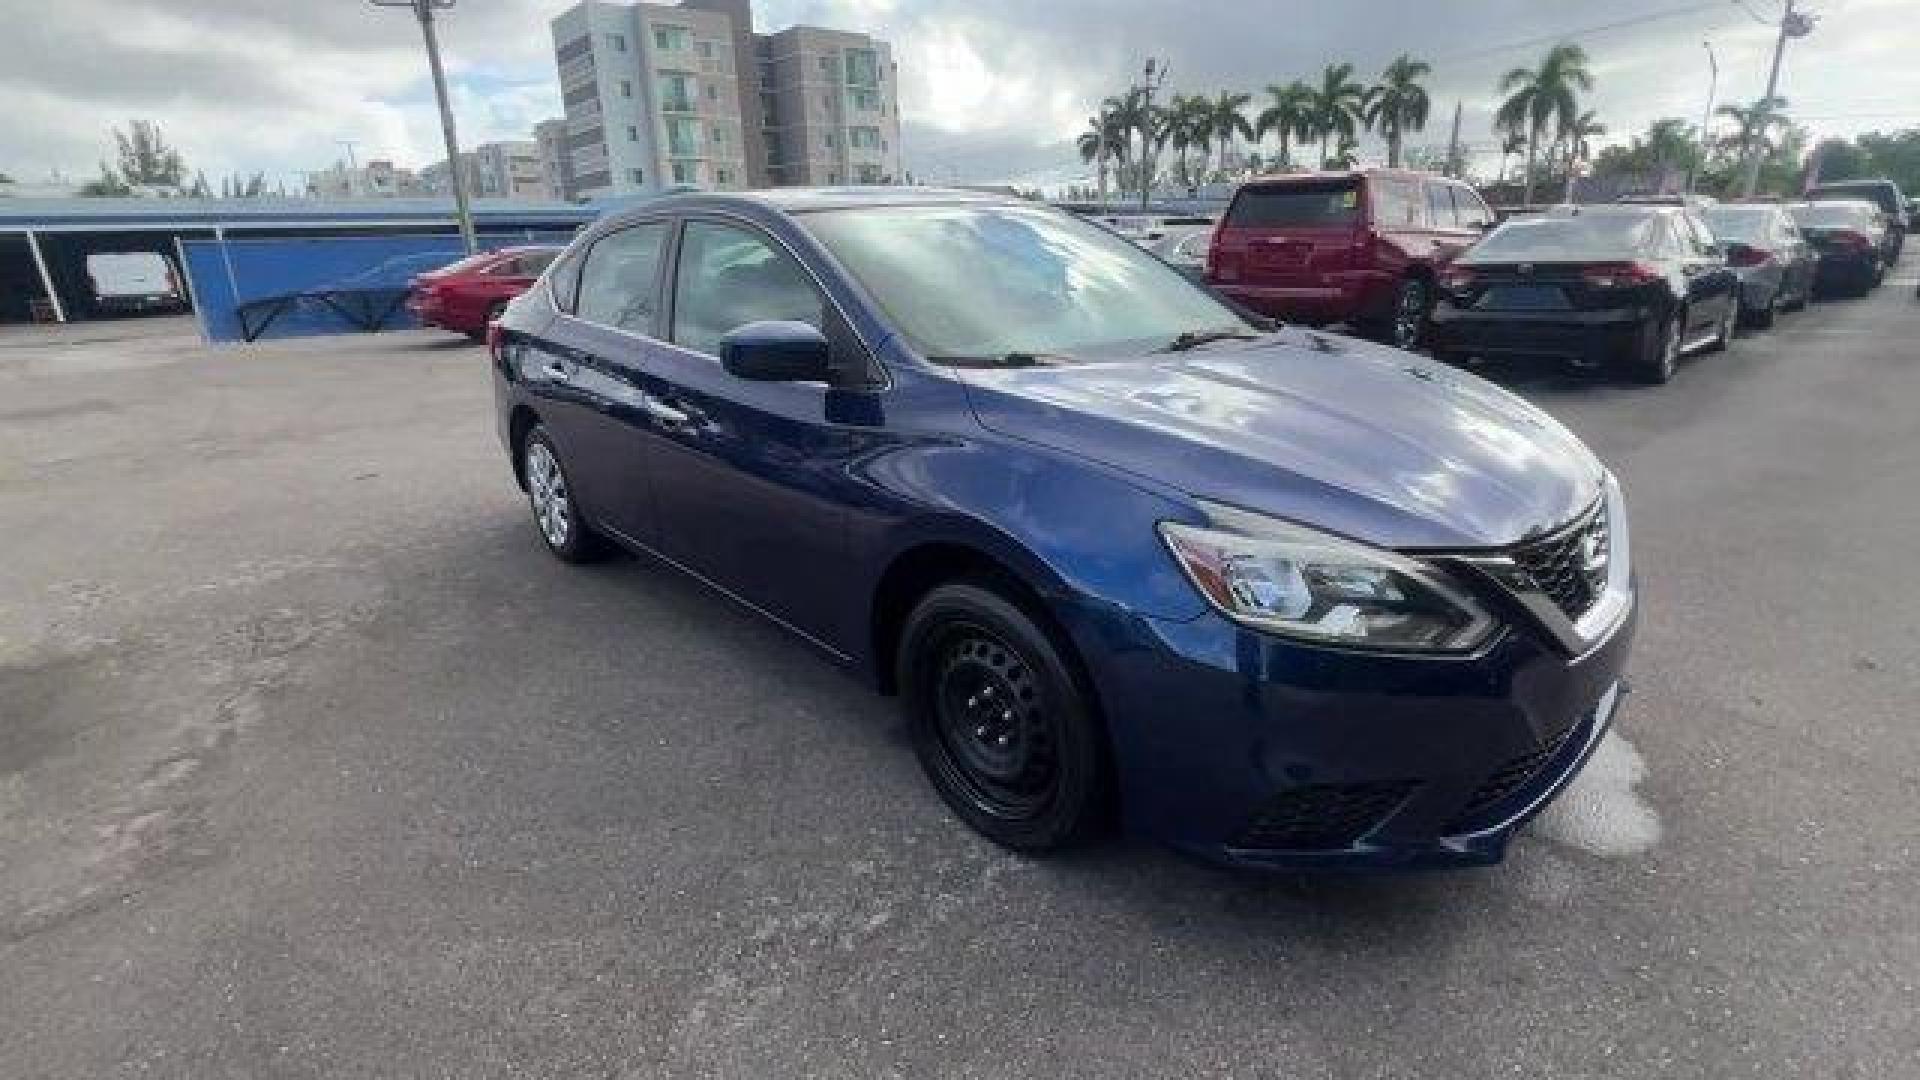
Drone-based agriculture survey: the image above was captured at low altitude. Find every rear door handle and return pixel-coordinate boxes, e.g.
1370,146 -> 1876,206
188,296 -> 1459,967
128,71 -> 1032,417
541,358 -> 571,382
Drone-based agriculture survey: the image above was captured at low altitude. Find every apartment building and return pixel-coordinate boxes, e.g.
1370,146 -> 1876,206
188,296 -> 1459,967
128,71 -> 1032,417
551,1 -> 752,199
758,25 -> 900,187
306,159 -> 421,199
472,140 -> 548,199
534,118 -> 576,201
550,0 -> 900,197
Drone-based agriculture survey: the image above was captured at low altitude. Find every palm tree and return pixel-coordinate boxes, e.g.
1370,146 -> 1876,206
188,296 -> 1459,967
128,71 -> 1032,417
1208,91 -> 1254,178
1166,95 -> 1215,189
1720,95 -> 1789,165
1363,54 -> 1432,169
1496,43 -> 1593,205
1309,63 -> 1367,169
1077,109 -> 1125,205
1643,117 -> 1697,174
1495,124 -> 1527,185
1255,80 -> 1315,171
1103,90 -> 1147,195
1561,109 -> 1606,201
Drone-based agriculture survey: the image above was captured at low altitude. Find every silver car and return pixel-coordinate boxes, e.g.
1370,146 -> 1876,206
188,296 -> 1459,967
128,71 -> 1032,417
1701,203 -> 1817,327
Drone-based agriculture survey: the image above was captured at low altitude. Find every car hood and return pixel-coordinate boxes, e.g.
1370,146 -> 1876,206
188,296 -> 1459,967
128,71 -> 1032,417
958,328 -> 1604,549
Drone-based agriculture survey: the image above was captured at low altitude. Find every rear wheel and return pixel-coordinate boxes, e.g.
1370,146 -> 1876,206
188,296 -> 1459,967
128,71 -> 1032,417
897,582 -> 1109,853
1744,287 -> 1778,329
1389,277 -> 1431,352
522,425 -> 608,563
1629,310 -> 1681,384
1705,300 -> 1737,353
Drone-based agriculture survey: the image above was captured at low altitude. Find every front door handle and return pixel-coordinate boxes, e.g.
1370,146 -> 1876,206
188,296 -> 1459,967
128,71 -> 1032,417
639,393 -> 690,427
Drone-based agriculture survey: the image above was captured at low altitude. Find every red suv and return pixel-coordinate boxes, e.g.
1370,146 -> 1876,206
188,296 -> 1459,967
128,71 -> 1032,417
407,246 -> 561,340
1207,169 -> 1496,349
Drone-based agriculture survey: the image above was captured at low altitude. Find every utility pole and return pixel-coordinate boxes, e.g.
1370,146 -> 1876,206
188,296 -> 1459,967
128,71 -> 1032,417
1742,0 -> 1813,197
1136,57 -> 1167,210
372,0 -> 478,254
1691,41 -> 1717,196
1444,101 -> 1462,179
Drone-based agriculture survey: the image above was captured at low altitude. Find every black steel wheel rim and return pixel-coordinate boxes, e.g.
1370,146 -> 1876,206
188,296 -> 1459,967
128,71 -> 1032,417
925,622 -> 1057,820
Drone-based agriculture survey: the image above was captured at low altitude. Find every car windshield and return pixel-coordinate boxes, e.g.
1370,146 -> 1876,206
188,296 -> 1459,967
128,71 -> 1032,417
799,204 -> 1253,360
1790,202 -> 1877,228
1467,213 -> 1658,260
1703,207 -> 1773,242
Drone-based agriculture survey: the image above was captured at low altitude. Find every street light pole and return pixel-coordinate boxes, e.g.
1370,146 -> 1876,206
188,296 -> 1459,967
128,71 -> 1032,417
1691,40 -> 1717,196
1742,0 -> 1812,197
373,0 -> 478,254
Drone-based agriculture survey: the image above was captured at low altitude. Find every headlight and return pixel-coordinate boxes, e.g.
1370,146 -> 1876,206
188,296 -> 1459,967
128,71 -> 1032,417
1159,504 -> 1497,652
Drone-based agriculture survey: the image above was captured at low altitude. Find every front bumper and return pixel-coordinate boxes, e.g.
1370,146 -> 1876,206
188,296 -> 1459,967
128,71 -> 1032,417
1072,572 -> 1636,870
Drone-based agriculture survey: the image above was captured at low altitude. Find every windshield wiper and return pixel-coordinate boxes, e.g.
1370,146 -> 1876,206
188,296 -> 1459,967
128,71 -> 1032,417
1160,327 -> 1261,353
926,352 -> 1070,369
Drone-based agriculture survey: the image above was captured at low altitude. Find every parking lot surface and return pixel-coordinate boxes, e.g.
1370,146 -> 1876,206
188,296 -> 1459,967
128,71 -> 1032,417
3,273 -> 1917,1078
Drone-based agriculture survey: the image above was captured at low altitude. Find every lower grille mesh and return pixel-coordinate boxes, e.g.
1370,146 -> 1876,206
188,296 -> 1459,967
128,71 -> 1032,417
1233,781 -> 1415,851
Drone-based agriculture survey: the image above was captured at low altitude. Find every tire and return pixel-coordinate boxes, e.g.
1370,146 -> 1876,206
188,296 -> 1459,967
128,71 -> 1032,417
1705,300 -> 1737,353
522,425 -> 608,563
1744,287 -> 1777,329
1389,276 -> 1431,352
896,581 -> 1110,853
1629,310 -> 1681,384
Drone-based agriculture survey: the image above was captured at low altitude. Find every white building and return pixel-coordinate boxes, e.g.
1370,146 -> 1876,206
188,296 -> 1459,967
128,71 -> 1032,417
306,159 -> 421,199
550,0 -> 901,198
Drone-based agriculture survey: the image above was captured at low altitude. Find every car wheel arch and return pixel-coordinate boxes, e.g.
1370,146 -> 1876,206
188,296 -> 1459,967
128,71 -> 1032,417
868,536 -> 1075,697
508,404 -> 543,490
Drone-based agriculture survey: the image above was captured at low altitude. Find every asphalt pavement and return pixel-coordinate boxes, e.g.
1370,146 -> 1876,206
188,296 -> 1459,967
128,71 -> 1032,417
2,268 -> 1916,1078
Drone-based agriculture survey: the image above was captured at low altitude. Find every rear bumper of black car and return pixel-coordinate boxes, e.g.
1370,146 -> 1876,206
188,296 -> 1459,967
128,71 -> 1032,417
1429,304 -> 1652,364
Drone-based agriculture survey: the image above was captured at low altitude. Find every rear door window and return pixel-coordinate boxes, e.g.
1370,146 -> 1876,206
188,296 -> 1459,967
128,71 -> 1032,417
574,221 -> 669,333
1424,182 -> 1458,229
1369,177 -> 1423,229
1224,181 -> 1360,228
1451,185 -> 1495,230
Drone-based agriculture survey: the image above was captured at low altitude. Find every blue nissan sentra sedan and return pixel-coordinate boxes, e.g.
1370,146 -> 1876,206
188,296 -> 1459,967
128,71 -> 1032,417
490,187 -> 1635,870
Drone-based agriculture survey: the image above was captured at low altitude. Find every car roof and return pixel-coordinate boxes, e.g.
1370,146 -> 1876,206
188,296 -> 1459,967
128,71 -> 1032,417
633,186 -> 1010,217
1239,168 -> 1453,187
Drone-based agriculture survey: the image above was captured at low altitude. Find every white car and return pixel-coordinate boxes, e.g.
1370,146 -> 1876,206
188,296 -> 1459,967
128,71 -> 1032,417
86,251 -> 184,314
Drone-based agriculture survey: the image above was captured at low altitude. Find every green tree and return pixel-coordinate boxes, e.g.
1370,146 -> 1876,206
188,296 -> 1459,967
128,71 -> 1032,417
1363,53 -> 1432,169
1162,94 -> 1211,188
1496,43 -> 1593,205
1308,63 -> 1367,169
112,119 -> 186,187
79,164 -> 134,197
1208,91 -> 1254,177
1255,80 -> 1315,171
1718,96 -> 1790,164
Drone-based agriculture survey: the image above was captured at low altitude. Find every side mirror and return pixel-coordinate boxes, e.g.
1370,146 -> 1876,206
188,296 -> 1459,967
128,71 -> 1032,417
719,320 -> 834,383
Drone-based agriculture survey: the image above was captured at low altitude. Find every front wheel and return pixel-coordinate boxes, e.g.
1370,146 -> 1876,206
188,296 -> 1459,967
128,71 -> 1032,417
897,582 -> 1110,853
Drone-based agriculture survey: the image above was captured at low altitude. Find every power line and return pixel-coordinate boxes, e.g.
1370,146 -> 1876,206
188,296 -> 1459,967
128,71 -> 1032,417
1433,0 -> 1729,63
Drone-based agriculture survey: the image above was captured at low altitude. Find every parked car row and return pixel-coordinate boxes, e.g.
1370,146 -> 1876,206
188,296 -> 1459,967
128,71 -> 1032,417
1172,168 -> 1905,384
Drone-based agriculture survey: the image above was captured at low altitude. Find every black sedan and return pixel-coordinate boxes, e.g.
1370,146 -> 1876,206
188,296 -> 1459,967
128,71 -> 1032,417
1428,205 -> 1740,384
1702,202 -> 1816,327
1788,200 -> 1889,297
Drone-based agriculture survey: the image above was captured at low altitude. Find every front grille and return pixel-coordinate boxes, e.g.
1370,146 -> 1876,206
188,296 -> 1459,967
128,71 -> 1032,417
1233,780 -> 1415,851
1509,500 -> 1610,620
1445,725 -> 1577,832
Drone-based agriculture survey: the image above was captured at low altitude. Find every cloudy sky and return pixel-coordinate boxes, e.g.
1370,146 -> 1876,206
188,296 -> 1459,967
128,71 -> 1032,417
2,0 -> 1914,191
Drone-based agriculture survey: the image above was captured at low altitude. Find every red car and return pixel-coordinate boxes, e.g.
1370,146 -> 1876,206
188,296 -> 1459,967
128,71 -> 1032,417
1207,169 -> 1496,349
407,246 -> 561,339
